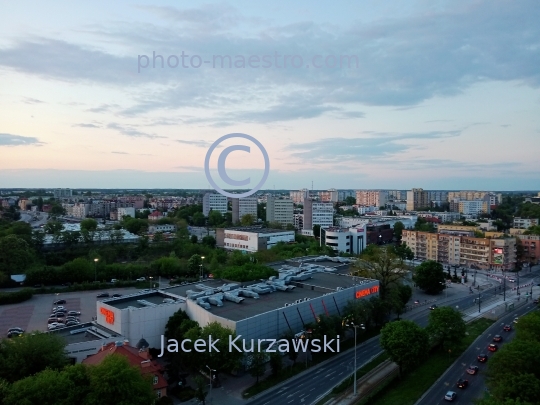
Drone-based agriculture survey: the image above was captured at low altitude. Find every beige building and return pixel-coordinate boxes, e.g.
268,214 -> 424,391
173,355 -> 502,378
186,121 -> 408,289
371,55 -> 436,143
356,190 -> 388,207
266,196 -> 294,226
438,224 -> 478,233
403,230 -> 516,270
290,189 -> 309,204
406,188 -> 428,211
319,189 -> 339,203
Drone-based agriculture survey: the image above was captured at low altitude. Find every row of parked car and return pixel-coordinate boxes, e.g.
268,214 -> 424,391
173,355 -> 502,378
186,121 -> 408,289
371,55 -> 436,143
47,299 -> 81,330
444,322 -> 515,401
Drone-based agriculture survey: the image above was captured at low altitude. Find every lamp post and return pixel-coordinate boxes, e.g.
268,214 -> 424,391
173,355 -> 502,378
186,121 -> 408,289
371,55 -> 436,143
478,289 -> 481,313
206,365 -> 216,396
472,270 -> 477,287
149,276 -> 153,290
517,271 -> 520,299
345,322 -> 365,396
200,256 -> 205,280
94,258 -> 99,282
503,270 -> 506,302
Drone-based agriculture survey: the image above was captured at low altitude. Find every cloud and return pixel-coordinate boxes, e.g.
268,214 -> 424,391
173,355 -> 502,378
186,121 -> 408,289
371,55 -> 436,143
22,97 -> 44,104
107,123 -> 166,139
72,123 -> 101,128
0,133 -> 44,146
111,151 -> 128,154
176,139 -> 213,148
85,104 -> 119,113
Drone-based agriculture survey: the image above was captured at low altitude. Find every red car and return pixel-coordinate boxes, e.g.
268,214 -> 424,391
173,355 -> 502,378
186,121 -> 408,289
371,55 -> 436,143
488,344 -> 498,352
503,325 -> 512,332
466,365 -> 479,375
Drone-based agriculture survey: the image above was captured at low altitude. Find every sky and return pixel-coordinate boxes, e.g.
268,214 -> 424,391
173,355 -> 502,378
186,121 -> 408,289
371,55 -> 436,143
0,0 -> 539,191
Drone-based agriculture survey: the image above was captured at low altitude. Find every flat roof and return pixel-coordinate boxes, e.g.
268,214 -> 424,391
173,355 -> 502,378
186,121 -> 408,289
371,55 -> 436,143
105,291 -> 174,310
224,227 -> 293,234
48,322 -> 121,345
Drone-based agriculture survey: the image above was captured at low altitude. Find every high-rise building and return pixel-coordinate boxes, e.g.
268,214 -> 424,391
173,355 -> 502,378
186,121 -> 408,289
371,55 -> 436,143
355,190 -> 388,207
303,199 -> 334,231
458,200 -> 490,216
318,189 -> 338,203
338,190 -> 356,201
448,191 -> 502,204
117,207 -> 136,221
231,197 -> 258,224
406,188 -> 428,211
53,188 -> 72,199
202,193 -> 228,216
290,189 -> 309,204
266,196 -> 294,226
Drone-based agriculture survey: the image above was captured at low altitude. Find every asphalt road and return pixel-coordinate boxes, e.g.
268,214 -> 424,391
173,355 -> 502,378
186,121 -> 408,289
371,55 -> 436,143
417,302 -> 539,405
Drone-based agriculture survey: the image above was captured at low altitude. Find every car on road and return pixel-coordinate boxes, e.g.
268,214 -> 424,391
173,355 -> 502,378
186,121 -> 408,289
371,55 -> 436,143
508,278 -> 516,282
429,304 -> 438,310
503,324 -> 512,332
53,299 -> 66,305
488,343 -> 498,352
7,330 -> 23,338
110,279 -> 118,283
112,293 -> 122,298
534,298 -> 538,304
457,379 -> 469,388
466,365 -> 479,375
477,353 -> 488,362
136,277 -> 146,282
139,289 -> 150,293
513,317 -> 519,324
493,335 -> 503,342
67,311 -> 81,316
96,292 -> 110,298
444,391 -> 457,401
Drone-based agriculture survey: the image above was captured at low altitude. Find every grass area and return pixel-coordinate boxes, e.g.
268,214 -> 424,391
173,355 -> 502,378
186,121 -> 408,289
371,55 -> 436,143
242,326 -> 383,399
363,318 -> 494,405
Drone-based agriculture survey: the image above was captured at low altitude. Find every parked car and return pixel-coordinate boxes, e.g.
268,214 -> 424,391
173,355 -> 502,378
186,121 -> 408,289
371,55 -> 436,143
493,335 -> 503,342
53,299 -> 66,305
52,312 -> 65,318
457,379 -> 469,389
7,327 -> 24,334
7,331 -> 23,338
110,279 -> 118,283
53,306 -> 65,311
47,323 -> 62,330
477,353 -> 488,362
136,277 -> 146,282
65,321 -> 79,327
96,293 -> 110,298
466,365 -> 479,375
112,293 -> 122,298
53,309 -> 67,314
67,311 -> 81,316
444,391 -> 457,401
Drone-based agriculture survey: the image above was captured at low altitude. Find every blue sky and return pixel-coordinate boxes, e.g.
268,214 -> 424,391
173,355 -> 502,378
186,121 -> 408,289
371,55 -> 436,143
1,0 -> 539,190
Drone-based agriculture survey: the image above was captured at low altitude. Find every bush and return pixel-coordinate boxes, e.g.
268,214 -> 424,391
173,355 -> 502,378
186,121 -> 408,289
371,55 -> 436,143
0,288 -> 33,305
213,263 -> 278,282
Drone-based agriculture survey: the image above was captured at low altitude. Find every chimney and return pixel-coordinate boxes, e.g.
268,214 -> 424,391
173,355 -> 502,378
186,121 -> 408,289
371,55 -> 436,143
139,348 -> 149,360
123,339 -> 129,346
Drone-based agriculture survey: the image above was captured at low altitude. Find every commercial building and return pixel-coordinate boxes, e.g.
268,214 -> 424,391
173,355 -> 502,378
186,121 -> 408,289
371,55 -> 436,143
148,224 -> 177,234
54,188 -> 72,199
202,193 -> 228,216
338,215 -> 417,230
513,217 -> 538,229
416,211 -> 461,223
406,188 -> 428,211
303,199 -> 334,232
323,227 -> 367,254
355,190 -> 388,207
403,230 -> 516,270
216,226 -> 295,252
117,207 -> 135,221
266,196 -> 294,226
366,224 -> 394,245
290,189 -> 309,204
231,196 -> 258,224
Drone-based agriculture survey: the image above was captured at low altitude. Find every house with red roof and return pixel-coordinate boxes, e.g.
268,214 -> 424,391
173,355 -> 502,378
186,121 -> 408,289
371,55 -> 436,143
82,339 -> 168,399
148,211 -> 164,221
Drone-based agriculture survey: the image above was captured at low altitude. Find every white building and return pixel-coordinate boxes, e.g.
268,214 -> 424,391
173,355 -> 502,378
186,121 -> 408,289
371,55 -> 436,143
117,207 -> 135,221
216,227 -> 295,252
513,217 -> 538,229
202,193 -> 228,216
294,214 -> 304,230
324,226 -> 367,255
231,196 -> 258,224
459,200 -> 490,216
357,206 -> 377,215
303,199 -> 334,231
355,190 -> 388,207
53,188 -> 72,199
266,196 -> 294,226
290,189 -> 309,204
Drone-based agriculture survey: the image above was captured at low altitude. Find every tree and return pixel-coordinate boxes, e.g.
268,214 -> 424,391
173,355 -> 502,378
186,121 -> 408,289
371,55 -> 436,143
351,245 -> 408,301
208,210 -> 223,227
269,352 -> 283,377
393,243 -> 414,261
241,214 -> 255,226
84,355 -> 155,405
247,349 -> 266,384
0,235 -> 34,275
190,235 -> 198,244
194,375 -> 208,405
313,224 -> 321,238
426,306 -> 466,350
0,332 -> 69,383
202,235 -> 216,248
380,320 -> 428,377
43,220 -> 63,235
80,218 -> 98,232
515,311 -> 540,343
344,196 -> 356,205
413,261 -> 445,294
390,284 -> 413,320
475,398 -> 534,405
393,221 -> 405,242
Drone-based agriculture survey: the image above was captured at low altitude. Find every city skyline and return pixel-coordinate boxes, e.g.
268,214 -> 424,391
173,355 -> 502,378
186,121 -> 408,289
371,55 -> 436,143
1,1 -> 539,190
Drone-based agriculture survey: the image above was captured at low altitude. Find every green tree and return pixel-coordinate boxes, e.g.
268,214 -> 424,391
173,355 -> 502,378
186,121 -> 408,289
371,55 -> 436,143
313,224 -> 321,238
202,235 -> 216,248
43,220 -> 63,234
380,320 -> 428,377
426,306 -> 466,350
390,284 -> 413,320
0,235 -> 34,275
194,375 -> 208,405
192,212 -> 206,226
247,349 -> 266,384
0,332 -> 68,383
393,243 -> 414,260
269,352 -> 283,377
515,311 -> 540,343
208,210 -> 223,227
393,221 -> 405,242
241,214 -> 254,226
80,218 -> 98,232
344,196 -> 356,205
413,260 -> 445,294
190,235 -> 198,244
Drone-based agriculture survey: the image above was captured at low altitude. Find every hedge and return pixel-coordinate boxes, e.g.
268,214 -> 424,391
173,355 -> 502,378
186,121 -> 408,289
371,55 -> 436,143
0,288 -> 34,305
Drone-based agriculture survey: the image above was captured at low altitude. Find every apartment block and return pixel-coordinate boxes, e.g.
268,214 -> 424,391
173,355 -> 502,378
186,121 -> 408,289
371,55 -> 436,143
513,217 -> 538,229
448,191 -> 502,204
117,207 -> 136,221
406,188 -> 428,211
290,189 -> 309,204
231,197 -> 258,224
266,196 -> 294,226
518,235 -> 540,265
202,193 -> 228,216
458,200 -> 490,216
319,189 -> 339,203
293,214 -> 304,230
427,191 -> 449,202
355,190 -> 388,207
338,190 -> 356,201
303,199 -> 333,231
53,188 -> 72,199
18,198 -> 29,210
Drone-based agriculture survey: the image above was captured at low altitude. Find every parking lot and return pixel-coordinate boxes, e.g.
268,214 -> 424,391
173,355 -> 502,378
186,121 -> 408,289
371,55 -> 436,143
1,287 -> 140,336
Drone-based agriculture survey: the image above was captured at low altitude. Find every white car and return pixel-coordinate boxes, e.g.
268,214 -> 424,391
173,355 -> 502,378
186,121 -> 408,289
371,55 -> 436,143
53,306 -> 65,311
111,279 -> 118,283
136,277 -> 146,282
67,311 -> 81,316
444,391 -> 457,401
47,323 -> 63,330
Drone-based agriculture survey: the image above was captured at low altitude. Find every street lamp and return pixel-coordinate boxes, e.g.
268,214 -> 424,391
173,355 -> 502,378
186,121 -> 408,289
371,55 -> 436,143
345,322 -> 365,396
200,256 -> 205,280
206,365 -> 216,395
94,258 -> 99,282
149,276 -> 153,290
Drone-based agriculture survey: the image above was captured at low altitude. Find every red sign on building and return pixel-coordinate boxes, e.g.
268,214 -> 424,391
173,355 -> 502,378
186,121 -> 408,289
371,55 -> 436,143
100,307 -> 115,324
355,285 -> 379,299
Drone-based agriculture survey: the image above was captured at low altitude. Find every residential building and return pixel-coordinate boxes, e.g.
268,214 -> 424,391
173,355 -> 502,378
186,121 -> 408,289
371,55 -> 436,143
513,217 -> 538,229
355,190 -> 388,207
339,215 -> 416,230
116,196 -> 145,209
524,196 -> 540,205
293,214 -> 304,230
216,227 -> 295,252
458,200 -> 490,216
338,190 -> 356,201
53,188 -> 72,199
416,211 -> 461,223
427,191 -> 449,202
202,193 -> 228,216
117,207 -> 135,221
438,224 -> 479,233
148,211 -> 164,221
357,206 -> 377,215
18,198 -> 29,210
231,196 -> 258,224
477,219 -> 497,231
303,199 -> 334,231
319,189 -> 339,203
72,203 -> 90,218
518,235 -> 540,265
406,188 -> 428,211
266,196 -> 294,226
82,341 -> 167,399
290,189 -> 309,204
148,224 -> 177,234
324,226 -> 367,254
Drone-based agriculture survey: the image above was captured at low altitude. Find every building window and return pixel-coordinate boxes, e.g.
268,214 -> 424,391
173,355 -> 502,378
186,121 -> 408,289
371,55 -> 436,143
153,375 -> 158,385
157,389 -> 162,398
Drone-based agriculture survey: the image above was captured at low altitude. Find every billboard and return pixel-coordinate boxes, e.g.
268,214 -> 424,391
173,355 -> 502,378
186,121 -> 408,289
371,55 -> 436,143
493,254 -> 503,265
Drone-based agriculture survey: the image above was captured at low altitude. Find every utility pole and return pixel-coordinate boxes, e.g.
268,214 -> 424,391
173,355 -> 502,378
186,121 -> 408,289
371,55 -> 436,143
478,290 -> 481,313
503,270 -> 506,302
